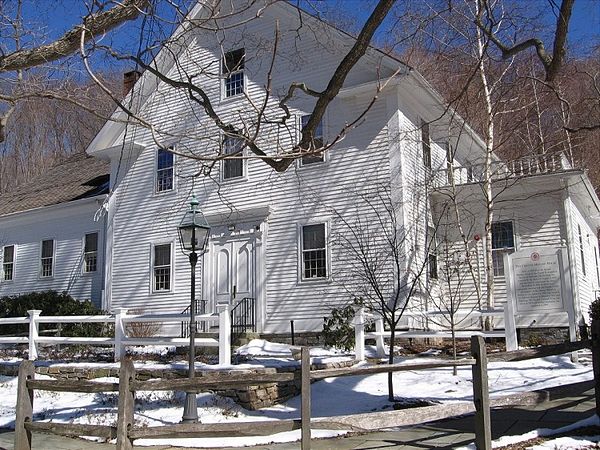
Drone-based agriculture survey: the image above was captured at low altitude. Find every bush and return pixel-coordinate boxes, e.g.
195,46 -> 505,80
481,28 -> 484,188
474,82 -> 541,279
322,299 -> 363,351
590,297 -> 600,322
0,291 -> 108,337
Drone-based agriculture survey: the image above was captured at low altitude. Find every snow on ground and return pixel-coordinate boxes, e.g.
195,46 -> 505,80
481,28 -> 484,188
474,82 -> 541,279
457,415 -> 600,449
0,340 -> 595,448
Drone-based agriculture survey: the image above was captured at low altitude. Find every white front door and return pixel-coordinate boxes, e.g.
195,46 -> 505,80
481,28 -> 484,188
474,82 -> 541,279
212,235 -> 254,306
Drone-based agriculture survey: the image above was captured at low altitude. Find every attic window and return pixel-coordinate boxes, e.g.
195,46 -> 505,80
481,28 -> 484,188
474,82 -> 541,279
222,48 -> 245,97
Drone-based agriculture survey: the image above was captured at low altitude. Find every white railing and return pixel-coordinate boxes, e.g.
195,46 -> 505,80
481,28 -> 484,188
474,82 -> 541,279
353,307 -> 514,360
0,306 -> 231,364
433,152 -> 573,189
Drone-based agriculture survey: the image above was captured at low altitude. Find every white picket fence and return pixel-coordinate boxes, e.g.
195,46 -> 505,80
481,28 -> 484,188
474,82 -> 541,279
0,305 -> 233,364
353,307 -> 512,360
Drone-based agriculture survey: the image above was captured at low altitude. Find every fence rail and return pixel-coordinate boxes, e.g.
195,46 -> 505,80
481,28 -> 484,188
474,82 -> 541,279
0,308 -> 228,364
14,331 -> 597,450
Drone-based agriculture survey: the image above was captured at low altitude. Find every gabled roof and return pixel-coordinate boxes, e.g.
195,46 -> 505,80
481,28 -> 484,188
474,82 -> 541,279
0,152 -> 109,217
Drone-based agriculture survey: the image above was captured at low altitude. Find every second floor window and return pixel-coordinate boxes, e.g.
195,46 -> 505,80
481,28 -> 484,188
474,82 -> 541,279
153,243 -> 172,292
301,223 -> 328,280
491,221 -> 515,277
156,148 -> 174,192
421,119 -> 431,169
84,233 -> 98,273
222,136 -> 244,180
300,114 -> 324,165
223,48 -> 245,98
41,239 -> 54,278
2,245 -> 14,281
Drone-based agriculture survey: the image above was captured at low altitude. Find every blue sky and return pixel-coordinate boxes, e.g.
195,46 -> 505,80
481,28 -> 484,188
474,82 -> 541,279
15,0 -> 600,66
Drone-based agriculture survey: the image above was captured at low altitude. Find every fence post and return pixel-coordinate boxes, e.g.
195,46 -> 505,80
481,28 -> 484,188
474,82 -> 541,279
375,316 -> 385,358
116,358 -> 135,450
301,346 -> 311,450
14,360 -> 35,450
353,307 -> 365,361
27,310 -> 41,360
218,303 -> 231,365
114,308 -> 128,362
591,320 -> 600,417
471,335 -> 491,450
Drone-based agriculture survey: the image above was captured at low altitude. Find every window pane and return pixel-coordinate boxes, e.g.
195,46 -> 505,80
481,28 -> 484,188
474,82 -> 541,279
154,244 -> 171,266
303,224 -> 325,250
156,149 -> 174,191
300,114 -> 324,165
222,48 -> 245,74
84,233 -> 98,273
303,249 -> 326,279
223,137 -> 244,179
42,240 -> 53,258
3,245 -> 14,281
421,120 -> 431,168
225,71 -> 244,97
157,149 -> 173,170
491,222 -> 514,249
85,233 -> 98,252
3,246 -> 14,263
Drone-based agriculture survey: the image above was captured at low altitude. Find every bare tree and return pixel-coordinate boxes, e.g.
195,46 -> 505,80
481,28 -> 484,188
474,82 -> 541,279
331,185 -> 432,401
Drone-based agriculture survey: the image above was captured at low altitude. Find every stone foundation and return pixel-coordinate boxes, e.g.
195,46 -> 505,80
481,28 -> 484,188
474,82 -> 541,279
0,358 -> 353,410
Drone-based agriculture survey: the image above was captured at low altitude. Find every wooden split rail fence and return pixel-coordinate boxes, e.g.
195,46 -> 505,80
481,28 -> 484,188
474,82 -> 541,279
14,325 -> 600,450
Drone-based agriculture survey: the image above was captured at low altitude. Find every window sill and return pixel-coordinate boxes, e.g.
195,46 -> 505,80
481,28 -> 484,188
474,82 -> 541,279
153,188 -> 177,198
220,92 -> 246,104
151,290 -> 174,296
220,175 -> 248,185
298,277 -> 331,285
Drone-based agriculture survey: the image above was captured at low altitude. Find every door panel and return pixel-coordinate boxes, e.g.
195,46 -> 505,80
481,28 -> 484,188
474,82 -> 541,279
212,236 -> 254,305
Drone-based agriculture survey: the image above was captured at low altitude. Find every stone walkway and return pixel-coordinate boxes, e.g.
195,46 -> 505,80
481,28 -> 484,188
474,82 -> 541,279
0,381 -> 595,450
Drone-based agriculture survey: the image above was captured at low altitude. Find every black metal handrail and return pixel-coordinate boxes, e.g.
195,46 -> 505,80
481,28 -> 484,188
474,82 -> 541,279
230,297 -> 256,345
180,299 -> 208,338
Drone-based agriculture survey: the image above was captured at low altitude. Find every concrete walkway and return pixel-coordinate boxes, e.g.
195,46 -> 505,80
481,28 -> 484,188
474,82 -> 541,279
0,381 -> 595,450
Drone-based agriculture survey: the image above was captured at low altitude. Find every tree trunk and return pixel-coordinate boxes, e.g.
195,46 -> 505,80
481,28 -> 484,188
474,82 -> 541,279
388,327 -> 395,401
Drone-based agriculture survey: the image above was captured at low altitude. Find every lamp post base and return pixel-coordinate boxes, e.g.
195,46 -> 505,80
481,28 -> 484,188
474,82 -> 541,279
181,391 -> 198,423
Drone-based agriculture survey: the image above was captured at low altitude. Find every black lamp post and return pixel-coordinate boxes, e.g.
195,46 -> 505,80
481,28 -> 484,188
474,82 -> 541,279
177,194 -> 210,423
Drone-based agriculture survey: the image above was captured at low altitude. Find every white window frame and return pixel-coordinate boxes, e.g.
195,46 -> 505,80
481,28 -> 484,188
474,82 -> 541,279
151,242 -> 174,294
298,222 -> 330,282
155,147 -> 176,194
83,232 -> 99,274
491,221 -> 516,278
298,114 -> 326,167
221,48 -> 245,99
221,135 -> 247,182
2,245 -> 15,282
40,239 -> 55,279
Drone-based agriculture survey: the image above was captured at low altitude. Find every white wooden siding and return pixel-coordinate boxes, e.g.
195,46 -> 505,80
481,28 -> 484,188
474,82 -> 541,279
0,200 -> 105,307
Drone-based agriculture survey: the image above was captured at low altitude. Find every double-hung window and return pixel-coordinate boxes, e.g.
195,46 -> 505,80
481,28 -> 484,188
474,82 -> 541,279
300,114 -> 324,166
153,243 -> 172,292
223,48 -> 245,98
156,148 -> 174,192
40,239 -> 54,278
421,119 -> 431,169
301,223 -> 328,280
83,233 -> 98,273
491,221 -> 515,277
222,136 -> 245,180
2,245 -> 14,281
